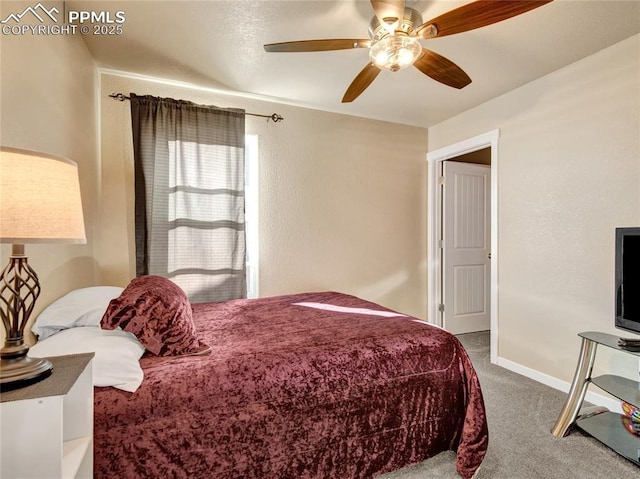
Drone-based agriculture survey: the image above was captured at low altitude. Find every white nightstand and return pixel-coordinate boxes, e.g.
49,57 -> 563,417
1,353 -> 94,479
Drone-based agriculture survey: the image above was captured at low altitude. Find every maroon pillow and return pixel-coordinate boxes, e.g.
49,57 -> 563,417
101,275 -> 210,357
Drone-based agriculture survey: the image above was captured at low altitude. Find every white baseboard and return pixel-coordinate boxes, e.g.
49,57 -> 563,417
495,356 -> 623,414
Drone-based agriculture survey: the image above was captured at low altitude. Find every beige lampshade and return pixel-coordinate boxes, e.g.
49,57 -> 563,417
0,147 -> 86,243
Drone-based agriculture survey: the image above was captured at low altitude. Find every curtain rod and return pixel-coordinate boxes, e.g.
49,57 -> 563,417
108,93 -> 284,123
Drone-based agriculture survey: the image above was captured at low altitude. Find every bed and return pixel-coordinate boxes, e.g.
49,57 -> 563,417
31,277 -> 488,479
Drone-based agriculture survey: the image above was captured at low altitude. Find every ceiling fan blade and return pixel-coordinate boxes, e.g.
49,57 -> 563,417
370,0 -> 405,25
264,39 -> 371,53
342,63 -> 381,103
414,49 -> 472,89
416,0 -> 553,39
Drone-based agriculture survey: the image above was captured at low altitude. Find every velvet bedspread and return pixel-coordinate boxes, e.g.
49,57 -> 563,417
94,292 -> 488,478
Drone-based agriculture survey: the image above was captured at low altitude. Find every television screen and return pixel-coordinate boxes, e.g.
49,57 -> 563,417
615,227 -> 640,335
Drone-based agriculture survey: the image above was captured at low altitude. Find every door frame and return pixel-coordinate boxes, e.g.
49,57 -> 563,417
426,129 -> 499,363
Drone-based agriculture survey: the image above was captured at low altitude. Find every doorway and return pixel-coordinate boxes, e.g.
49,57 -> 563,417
442,158 -> 491,334
427,130 -> 499,363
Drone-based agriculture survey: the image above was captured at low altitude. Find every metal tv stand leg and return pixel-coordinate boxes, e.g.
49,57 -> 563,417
551,337 -> 597,437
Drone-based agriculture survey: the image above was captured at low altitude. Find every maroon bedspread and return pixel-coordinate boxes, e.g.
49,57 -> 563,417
94,292 -> 488,478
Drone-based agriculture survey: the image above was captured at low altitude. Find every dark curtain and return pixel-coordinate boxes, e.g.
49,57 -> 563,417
130,94 -> 246,302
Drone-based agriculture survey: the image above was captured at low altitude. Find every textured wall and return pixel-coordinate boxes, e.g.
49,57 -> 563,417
0,1 -> 99,335
428,35 -> 640,382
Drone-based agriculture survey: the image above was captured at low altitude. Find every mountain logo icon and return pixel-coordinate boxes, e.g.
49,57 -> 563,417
1,3 -> 59,24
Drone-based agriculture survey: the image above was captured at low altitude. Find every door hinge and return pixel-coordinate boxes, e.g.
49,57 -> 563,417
438,303 -> 445,312
438,240 -> 444,249
438,176 -> 445,186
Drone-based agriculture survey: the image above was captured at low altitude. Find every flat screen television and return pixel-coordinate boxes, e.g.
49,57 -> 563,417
615,227 -> 640,335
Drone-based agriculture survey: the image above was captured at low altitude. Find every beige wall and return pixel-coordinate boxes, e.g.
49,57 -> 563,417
99,73 -> 429,319
428,35 -> 640,382
0,1 -> 99,332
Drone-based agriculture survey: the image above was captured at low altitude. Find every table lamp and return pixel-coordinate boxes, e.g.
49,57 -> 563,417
0,147 -> 86,390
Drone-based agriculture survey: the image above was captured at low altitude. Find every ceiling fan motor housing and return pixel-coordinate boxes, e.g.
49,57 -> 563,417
368,7 -> 424,41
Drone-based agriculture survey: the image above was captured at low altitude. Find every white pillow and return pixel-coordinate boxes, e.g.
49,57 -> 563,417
29,327 -> 145,392
32,286 -> 124,340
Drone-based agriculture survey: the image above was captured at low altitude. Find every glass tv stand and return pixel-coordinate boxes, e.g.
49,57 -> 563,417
551,331 -> 640,465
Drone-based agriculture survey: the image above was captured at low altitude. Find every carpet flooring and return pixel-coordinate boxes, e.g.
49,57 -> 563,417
379,331 -> 640,479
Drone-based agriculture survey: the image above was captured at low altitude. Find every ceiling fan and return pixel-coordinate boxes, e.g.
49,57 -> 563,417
264,0 -> 553,103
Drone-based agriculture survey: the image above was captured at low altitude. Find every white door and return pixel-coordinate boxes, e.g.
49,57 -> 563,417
442,161 -> 491,334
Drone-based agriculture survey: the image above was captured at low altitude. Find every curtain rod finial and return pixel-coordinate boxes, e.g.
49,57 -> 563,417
109,93 -> 129,101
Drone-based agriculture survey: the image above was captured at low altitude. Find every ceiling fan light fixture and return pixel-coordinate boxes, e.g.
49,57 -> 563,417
369,35 -> 421,72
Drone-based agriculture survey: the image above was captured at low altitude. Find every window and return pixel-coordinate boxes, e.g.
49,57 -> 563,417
130,95 -> 246,302
245,134 -> 259,298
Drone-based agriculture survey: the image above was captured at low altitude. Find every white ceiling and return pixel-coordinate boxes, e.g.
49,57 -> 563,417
74,0 -> 640,127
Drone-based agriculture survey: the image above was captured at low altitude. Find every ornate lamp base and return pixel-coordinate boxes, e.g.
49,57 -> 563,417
0,356 -> 53,391
0,244 -> 52,391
